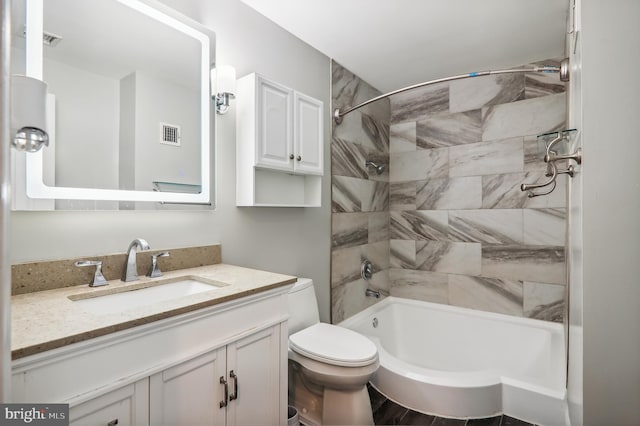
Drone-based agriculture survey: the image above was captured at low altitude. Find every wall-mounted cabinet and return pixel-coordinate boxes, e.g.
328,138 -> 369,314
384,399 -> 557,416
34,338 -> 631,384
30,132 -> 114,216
236,73 -> 323,207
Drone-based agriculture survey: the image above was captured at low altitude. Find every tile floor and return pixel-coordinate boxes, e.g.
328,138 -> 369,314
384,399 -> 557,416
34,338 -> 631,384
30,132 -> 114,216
369,385 -> 537,426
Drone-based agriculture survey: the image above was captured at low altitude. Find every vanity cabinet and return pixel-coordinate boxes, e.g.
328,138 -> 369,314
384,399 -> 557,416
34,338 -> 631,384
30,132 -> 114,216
236,73 -> 323,207
12,287 -> 290,426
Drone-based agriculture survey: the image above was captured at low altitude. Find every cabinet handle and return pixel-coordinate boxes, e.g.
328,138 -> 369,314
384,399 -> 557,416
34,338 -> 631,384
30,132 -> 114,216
289,154 -> 294,160
219,376 -> 228,408
229,370 -> 238,401
107,420 -> 118,426
296,155 -> 302,161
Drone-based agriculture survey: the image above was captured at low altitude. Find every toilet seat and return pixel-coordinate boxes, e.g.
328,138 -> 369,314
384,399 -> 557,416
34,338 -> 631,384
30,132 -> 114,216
289,323 -> 378,367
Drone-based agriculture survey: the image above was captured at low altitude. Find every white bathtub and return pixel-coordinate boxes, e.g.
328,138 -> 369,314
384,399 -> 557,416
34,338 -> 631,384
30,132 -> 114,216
339,297 -> 568,426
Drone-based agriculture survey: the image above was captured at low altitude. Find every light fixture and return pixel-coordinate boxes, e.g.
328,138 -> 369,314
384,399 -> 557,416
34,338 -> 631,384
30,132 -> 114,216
212,65 -> 236,114
11,75 -> 49,152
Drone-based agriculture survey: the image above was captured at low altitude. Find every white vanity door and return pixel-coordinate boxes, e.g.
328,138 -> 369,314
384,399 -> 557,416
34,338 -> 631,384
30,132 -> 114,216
69,378 -> 149,426
293,92 -> 324,175
226,326 -> 282,426
255,77 -> 294,171
149,348 -> 227,426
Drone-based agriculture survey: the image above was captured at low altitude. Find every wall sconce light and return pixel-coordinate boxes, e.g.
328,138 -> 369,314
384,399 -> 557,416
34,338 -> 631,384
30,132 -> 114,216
11,75 -> 49,152
212,65 -> 236,115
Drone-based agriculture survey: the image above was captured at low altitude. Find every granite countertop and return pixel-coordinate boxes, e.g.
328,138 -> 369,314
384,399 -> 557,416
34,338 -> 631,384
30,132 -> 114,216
11,264 -> 296,359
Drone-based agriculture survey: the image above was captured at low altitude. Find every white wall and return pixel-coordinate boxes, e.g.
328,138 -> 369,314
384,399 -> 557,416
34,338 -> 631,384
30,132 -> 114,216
573,0 -> 640,423
9,0 -> 332,321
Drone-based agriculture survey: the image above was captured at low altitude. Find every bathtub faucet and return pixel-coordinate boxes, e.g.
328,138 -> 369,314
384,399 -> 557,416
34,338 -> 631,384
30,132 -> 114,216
365,288 -> 380,299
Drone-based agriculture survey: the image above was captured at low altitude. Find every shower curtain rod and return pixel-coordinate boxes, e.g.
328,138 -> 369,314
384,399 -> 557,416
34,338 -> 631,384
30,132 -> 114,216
333,58 -> 569,124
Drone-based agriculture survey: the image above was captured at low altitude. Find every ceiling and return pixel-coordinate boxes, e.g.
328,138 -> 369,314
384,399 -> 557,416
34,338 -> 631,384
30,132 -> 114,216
240,0 -> 569,93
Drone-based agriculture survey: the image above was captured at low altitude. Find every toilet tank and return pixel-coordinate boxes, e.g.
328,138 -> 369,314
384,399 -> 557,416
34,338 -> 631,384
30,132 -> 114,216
288,278 -> 320,336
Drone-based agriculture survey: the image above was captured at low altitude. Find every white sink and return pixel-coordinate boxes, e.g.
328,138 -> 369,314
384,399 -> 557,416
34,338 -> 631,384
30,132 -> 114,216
69,276 -> 227,315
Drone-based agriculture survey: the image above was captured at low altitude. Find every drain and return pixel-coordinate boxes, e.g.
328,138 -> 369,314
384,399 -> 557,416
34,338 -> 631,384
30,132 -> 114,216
372,317 -> 378,328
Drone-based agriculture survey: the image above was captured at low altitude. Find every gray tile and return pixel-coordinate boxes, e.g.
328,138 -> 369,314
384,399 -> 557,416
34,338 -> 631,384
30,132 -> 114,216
523,208 -> 566,246
416,241 -> 481,275
525,60 -> 566,99
391,82 -> 449,123
373,399 -> 409,426
449,209 -> 523,244
390,210 -> 449,240
416,177 -> 482,210
523,135 -> 544,172
430,417 -> 466,426
390,122 -> 417,153
331,245 -> 366,288
466,417 -> 502,426
332,212 -> 368,249
364,181 -> 389,212
369,212 -> 390,243
362,112 -> 390,153
449,138 -> 524,177
390,182 -> 417,211
449,275 -> 524,316
332,137 -> 367,179
332,176 -> 364,213
389,268 -> 449,304
417,109 -> 482,148
369,241 -> 391,271
450,73 -> 525,113
481,244 -> 565,284
482,172 -> 567,209
332,278 -> 381,323
524,281 -> 565,322
368,384 -> 388,413
482,93 -> 566,142
364,148 -> 390,182
390,240 -> 416,269
390,148 -> 448,182
501,415 -> 535,426
332,60 -> 385,118
398,410 -> 437,425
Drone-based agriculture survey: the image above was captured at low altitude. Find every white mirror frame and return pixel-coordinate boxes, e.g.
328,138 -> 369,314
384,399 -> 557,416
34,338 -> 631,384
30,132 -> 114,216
23,0 -> 211,204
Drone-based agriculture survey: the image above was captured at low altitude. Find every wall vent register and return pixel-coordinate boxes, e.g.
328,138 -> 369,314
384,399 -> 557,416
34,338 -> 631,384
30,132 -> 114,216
160,123 -> 181,147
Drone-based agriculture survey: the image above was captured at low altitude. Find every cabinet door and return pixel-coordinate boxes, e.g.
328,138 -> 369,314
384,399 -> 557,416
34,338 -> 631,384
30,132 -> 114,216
149,348 -> 227,426
256,77 -> 293,171
226,326 -> 282,426
69,378 -> 149,426
293,92 -> 324,175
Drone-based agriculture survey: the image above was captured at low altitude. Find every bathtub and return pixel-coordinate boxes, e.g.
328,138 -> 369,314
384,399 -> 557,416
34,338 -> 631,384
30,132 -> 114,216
339,297 -> 568,426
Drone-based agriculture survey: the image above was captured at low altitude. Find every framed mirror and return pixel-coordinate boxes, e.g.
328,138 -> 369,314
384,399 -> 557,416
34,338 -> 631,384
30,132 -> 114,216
11,0 -> 215,209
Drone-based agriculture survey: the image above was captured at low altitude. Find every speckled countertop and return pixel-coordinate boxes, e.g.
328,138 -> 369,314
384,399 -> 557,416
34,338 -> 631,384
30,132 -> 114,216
11,264 -> 296,359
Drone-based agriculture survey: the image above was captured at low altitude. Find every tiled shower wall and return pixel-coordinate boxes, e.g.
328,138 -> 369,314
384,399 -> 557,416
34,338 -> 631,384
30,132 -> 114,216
331,59 -> 568,323
331,61 -> 390,323
388,61 -> 568,321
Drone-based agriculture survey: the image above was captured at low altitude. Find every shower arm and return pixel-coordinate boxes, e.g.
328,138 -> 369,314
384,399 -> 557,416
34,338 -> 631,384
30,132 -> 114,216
333,59 -> 569,124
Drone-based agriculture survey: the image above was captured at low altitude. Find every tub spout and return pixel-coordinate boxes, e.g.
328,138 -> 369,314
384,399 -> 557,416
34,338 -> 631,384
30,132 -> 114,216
365,288 -> 380,299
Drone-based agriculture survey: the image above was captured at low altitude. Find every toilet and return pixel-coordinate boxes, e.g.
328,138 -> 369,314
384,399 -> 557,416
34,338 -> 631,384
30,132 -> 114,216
288,278 -> 379,426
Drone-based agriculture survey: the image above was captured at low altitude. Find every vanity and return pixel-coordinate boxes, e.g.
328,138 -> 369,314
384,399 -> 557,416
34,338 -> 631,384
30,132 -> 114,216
11,256 -> 296,425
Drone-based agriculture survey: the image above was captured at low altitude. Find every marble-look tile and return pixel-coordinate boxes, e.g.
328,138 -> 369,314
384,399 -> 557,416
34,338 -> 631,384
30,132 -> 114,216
482,93 -> 566,141
390,82 -> 449,124
332,278 -> 382,323
332,212 -> 368,249
416,241 -> 481,275
417,110 -> 482,148
390,122 -> 416,153
390,210 -> 449,240
368,269 -> 391,294
389,268 -> 448,304
366,181 -> 389,212
331,137 -> 367,179
361,111 -> 390,153
390,148 -> 448,182
331,245 -> 366,288
431,415 -> 468,426
523,134 -> 544,172
368,241 -> 390,271
332,60 -> 385,118
398,410 -> 438,425
332,176 -> 364,213
416,176 -> 482,210
449,275 -> 524,316
369,212 -> 390,243
448,209 -> 523,244
390,182 -> 417,211
481,244 -> 565,284
373,399 -> 409,426
449,137 -> 524,177
449,74 -> 525,113
390,240 -> 416,269
363,148 -> 390,182
482,172 -> 567,209
524,281 -> 565,322
525,60 -> 566,99
524,208 -> 566,246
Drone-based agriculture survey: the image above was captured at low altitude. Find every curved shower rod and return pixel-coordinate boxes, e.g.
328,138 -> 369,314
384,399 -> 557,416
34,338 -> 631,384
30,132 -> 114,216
333,58 -> 569,124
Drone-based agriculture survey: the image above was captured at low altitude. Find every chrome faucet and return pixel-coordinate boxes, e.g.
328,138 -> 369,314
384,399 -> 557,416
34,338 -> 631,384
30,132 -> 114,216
122,238 -> 150,282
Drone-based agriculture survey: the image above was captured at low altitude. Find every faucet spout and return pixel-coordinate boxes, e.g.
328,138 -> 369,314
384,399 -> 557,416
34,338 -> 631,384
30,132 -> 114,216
122,238 -> 150,282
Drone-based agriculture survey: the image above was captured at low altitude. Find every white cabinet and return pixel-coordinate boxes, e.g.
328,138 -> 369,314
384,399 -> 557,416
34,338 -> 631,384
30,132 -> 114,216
149,326 -> 281,426
69,379 -> 149,426
12,287 -> 290,426
237,73 -> 324,207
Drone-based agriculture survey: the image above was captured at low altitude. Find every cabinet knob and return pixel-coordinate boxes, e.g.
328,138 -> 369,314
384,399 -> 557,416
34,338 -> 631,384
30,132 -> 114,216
296,155 -> 302,161
107,420 -> 118,426
289,154 -> 294,160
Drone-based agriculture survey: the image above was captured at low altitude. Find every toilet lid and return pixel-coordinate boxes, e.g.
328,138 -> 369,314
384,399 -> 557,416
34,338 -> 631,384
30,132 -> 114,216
289,323 -> 378,367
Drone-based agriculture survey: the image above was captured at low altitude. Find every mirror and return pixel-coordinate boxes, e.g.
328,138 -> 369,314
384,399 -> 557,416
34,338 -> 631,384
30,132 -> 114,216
11,0 -> 215,209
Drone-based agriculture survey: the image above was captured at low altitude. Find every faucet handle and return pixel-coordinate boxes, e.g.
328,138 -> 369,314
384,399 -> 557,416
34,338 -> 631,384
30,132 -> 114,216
147,252 -> 170,278
75,260 -> 108,287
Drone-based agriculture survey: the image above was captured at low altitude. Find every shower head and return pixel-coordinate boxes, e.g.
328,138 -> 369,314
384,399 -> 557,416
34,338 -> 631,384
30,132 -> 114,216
365,160 -> 385,175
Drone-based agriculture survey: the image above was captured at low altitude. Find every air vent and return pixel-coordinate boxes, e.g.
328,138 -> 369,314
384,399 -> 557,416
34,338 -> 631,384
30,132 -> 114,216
160,123 -> 181,147
19,26 -> 63,47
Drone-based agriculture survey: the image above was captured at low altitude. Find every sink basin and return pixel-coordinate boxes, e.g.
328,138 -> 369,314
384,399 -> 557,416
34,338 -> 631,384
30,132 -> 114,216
69,276 -> 227,315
